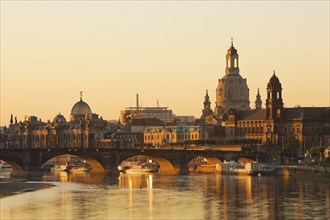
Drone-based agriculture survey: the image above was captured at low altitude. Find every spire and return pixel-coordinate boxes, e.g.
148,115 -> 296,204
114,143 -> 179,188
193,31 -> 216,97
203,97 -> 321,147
80,91 -> 83,101
255,88 -> 262,110
201,89 -> 213,119
231,38 -> 233,47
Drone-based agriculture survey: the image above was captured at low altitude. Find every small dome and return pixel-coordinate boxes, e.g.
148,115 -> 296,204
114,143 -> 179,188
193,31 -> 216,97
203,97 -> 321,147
227,45 -> 237,55
53,113 -> 67,124
268,72 -> 281,87
71,99 -> 92,116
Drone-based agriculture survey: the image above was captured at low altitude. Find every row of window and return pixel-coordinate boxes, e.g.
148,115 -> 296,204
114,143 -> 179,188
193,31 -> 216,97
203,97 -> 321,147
237,121 -> 264,127
144,133 -> 202,141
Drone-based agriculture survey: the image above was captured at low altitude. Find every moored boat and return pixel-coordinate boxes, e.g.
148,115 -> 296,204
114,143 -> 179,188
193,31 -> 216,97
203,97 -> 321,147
221,161 -> 275,176
0,161 -> 13,178
0,162 -> 13,171
67,163 -> 91,173
120,161 -> 159,174
51,164 -> 69,172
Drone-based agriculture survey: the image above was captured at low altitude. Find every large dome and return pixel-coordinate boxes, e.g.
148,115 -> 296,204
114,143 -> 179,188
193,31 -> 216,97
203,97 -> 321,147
71,99 -> 92,116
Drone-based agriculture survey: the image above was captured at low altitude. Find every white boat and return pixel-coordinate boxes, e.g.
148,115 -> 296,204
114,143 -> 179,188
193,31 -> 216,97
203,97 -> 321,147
0,161 -> 13,177
0,162 -> 13,171
121,161 -> 159,174
51,164 -> 69,172
221,161 -> 275,176
68,163 -> 91,173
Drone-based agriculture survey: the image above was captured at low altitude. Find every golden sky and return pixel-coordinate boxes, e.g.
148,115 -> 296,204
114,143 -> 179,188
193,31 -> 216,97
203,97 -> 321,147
1,1 -> 329,126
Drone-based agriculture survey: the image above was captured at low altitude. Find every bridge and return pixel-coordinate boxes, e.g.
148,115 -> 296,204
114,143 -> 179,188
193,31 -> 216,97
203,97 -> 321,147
0,146 -> 262,179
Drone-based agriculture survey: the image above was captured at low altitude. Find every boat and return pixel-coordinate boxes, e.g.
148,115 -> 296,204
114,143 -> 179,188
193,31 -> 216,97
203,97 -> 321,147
120,161 -> 159,174
67,163 -> 91,173
0,161 -> 13,177
0,161 -> 13,171
51,163 -> 69,172
221,161 -> 275,176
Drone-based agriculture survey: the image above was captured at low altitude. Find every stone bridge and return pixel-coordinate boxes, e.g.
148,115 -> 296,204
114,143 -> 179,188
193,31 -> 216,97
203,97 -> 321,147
0,147 -> 263,179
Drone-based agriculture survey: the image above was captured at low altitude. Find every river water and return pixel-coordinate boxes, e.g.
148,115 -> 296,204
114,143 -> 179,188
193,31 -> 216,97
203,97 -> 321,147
1,172 -> 330,219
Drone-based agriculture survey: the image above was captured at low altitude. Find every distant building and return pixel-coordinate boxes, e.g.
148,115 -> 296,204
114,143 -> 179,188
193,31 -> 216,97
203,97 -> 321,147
144,125 -> 208,146
120,94 -> 174,124
130,118 -> 165,133
221,72 -> 330,153
174,116 -> 195,124
2,93 -> 108,149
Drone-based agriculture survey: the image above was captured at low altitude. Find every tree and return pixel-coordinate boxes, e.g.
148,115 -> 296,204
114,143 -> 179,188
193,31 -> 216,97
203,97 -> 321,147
309,146 -> 324,156
282,132 -> 299,156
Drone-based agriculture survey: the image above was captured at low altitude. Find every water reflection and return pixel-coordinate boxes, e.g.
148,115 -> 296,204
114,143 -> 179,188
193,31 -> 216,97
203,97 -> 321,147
1,172 -> 330,219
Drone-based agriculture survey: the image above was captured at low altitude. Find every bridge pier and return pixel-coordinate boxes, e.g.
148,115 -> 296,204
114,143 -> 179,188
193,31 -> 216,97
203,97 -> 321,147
106,166 -> 120,176
24,167 -> 44,181
177,165 -> 189,175
174,153 -> 190,175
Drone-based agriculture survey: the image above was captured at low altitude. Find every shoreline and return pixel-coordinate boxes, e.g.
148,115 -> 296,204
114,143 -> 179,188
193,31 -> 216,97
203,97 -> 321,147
0,179 -> 54,198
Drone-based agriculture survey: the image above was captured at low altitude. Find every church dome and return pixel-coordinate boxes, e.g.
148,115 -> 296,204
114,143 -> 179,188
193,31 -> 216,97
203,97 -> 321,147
71,99 -> 92,116
53,113 -> 67,124
268,72 -> 281,87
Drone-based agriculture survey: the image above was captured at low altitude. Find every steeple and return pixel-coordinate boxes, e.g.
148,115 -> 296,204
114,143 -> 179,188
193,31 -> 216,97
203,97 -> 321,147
255,88 -> 262,110
226,38 -> 239,75
201,89 -> 213,119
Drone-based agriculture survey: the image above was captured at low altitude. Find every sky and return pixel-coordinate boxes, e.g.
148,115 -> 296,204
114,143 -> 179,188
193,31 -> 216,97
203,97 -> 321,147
0,1 -> 329,126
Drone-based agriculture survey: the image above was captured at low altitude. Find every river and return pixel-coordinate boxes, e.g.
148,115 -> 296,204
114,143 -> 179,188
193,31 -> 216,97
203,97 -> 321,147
1,171 -> 329,219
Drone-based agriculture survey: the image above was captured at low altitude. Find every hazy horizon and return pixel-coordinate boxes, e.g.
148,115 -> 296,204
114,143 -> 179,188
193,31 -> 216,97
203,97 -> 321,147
1,1 -> 329,126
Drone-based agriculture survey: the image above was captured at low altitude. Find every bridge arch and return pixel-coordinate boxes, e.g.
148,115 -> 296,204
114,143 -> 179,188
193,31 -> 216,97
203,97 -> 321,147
0,158 -> 25,177
237,157 -> 256,163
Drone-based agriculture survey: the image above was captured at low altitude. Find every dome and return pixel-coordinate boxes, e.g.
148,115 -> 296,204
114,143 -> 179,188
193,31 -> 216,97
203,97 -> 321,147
268,72 -> 281,87
53,113 -> 67,124
71,99 -> 92,116
215,73 -> 250,115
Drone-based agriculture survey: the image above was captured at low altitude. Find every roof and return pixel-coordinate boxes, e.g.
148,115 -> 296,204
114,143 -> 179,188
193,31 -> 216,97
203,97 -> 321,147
236,109 -> 267,121
283,107 -> 330,121
131,118 -> 164,126
235,107 -> 330,122
145,125 -> 205,133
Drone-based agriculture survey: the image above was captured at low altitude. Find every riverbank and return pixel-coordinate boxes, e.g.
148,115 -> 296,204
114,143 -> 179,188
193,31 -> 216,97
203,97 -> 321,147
0,179 -> 54,198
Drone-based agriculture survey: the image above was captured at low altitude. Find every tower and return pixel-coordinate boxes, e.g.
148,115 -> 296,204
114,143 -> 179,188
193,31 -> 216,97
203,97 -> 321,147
215,39 -> 250,117
201,89 -> 213,119
266,71 -> 283,120
255,88 -> 262,110
225,38 -> 239,75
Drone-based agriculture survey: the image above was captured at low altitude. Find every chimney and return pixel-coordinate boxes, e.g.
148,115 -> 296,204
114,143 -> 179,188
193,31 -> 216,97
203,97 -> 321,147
136,94 -> 139,109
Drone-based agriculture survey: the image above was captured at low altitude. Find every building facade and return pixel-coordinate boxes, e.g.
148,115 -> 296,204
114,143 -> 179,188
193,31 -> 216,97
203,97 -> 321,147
2,94 -> 108,149
222,73 -> 330,154
144,125 -> 208,147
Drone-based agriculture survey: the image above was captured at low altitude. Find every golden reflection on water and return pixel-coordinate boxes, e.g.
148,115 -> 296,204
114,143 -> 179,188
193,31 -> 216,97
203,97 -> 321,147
1,172 -> 329,220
